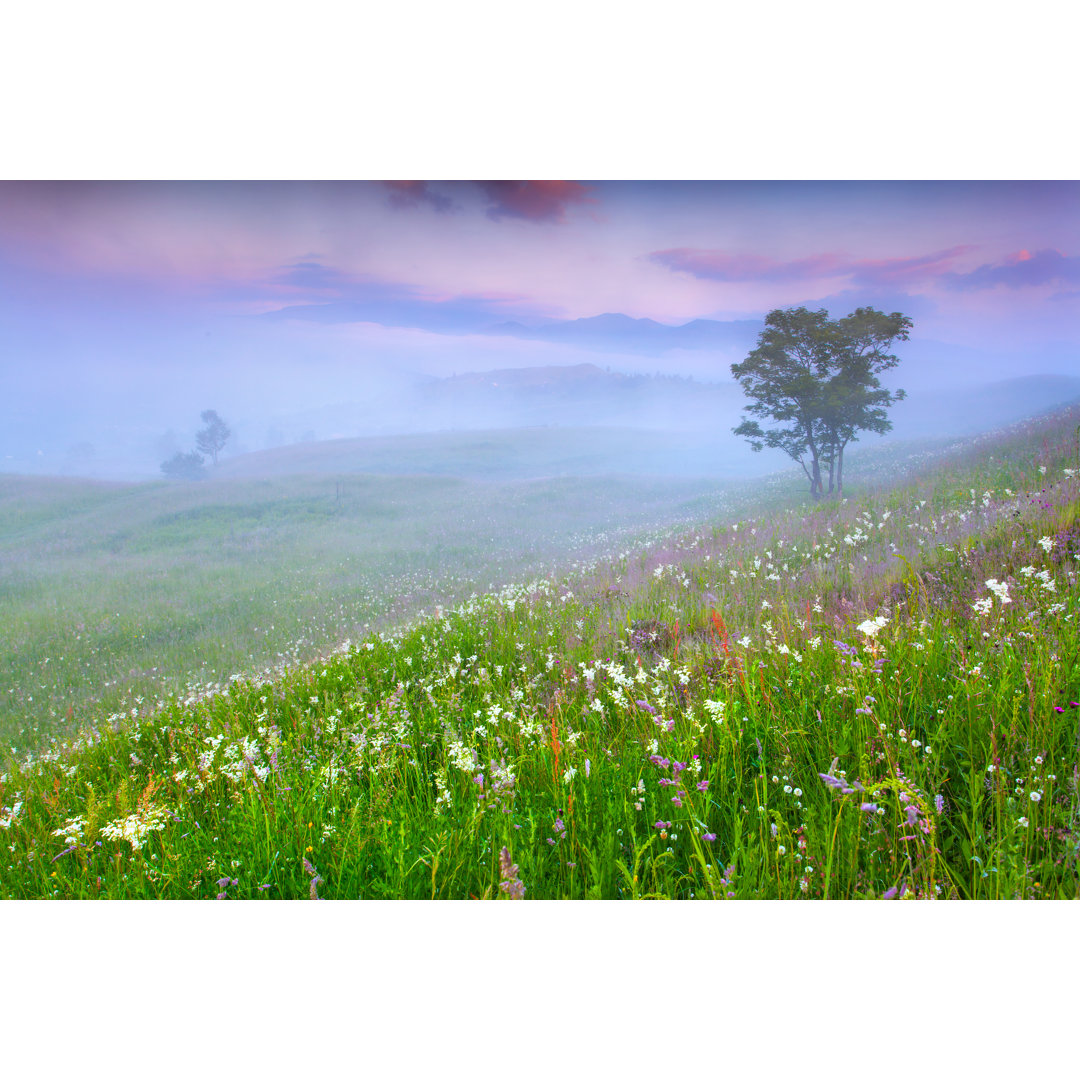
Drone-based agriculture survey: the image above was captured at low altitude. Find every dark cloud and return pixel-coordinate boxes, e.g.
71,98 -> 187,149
474,181 -> 593,223
941,248 -> 1080,290
381,181 -> 456,213
649,246 -> 974,287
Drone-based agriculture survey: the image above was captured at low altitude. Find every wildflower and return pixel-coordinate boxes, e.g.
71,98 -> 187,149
818,773 -> 845,789
860,803 -> 878,813
1029,791 -> 1042,803
653,820 -> 671,830
934,794 -> 945,815
696,780 -> 709,792
1018,817 -> 1030,828
857,615 -> 889,638
1037,536 -> 1054,553
498,847 -> 525,900
702,833 -> 716,842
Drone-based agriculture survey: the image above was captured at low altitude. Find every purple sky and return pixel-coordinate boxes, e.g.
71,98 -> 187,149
1,180 -> 1077,476
1,180 -> 1077,341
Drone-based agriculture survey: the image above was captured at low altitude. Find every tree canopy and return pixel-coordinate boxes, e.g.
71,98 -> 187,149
731,306 -> 910,497
195,409 -> 231,467
160,450 -> 207,481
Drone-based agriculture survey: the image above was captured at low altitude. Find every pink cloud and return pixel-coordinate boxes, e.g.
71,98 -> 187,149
943,248 -> 1080,289
474,180 -> 593,223
649,245 -> 976,287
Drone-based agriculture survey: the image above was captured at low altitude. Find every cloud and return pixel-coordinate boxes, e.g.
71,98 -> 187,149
380,180 -> 594,222
942,248 -> 1080,290
649,245 -> 974,287
274,260 -> 355,291
381,181 -> 455,213
474,180 -> 593,223
260,275 -> 538,335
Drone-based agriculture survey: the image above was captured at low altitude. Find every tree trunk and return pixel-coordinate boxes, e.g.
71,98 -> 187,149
837,443 -> 845,497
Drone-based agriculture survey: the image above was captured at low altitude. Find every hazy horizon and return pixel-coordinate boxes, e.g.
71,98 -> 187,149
1,180 -> 1077,480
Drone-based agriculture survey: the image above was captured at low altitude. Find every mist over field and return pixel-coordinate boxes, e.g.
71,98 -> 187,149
1,181 -> 1077,481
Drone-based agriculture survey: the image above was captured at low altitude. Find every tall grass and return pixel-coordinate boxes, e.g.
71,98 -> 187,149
1,406 -> 1077,898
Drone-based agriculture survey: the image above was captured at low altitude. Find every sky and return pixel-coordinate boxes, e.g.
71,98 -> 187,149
1,180 -> 1078,476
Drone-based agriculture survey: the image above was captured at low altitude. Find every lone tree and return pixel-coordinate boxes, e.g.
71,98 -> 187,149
160,450 -> 207,481
731,306 -> 910,498
195,409 -> 231,467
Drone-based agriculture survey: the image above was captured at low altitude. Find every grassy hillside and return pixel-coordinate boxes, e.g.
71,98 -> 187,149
1,467 -> 760,753
1,405 -> 1077,899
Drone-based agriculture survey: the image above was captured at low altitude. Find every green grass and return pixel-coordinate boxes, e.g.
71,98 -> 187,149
1,406 -> 1077,899
0,469 -> 751,753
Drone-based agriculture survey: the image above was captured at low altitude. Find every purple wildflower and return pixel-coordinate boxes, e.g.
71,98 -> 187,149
696,780 -> 709,792
671,797 -> 683,808
653,820 -> 671,830
1054,706 -> 1065,714
818,773 -> 845,789
860,802 -> 878,813
659,777 -> 675,787
498,847 -> 526,900
636,700 -> 657,715
882,885 -> 898,899
906,806 -> 919,826
934,794 -> 945,815
702,833 -> 716,842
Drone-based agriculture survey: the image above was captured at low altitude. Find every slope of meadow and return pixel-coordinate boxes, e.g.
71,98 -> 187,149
0,468 -> 748,753
1,406 -> 1077,899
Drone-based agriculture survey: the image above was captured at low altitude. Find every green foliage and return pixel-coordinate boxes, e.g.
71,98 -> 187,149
1,405 -> 1077,900
732,306 -> 910,498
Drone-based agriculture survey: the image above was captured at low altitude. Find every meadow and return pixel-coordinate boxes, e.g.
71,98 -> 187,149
0,408 -> 1077,899
0,459 -> 750,755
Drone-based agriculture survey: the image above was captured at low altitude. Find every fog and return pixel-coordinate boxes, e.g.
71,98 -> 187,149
1,181 -> 1077,481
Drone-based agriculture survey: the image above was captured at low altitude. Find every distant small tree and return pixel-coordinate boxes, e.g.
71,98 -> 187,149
195,409 -> 231,467
731,306 -> 910,498
160,450 -> 207,481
